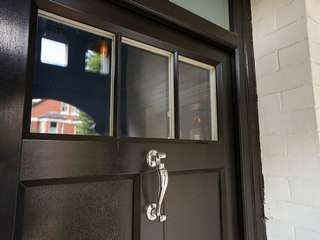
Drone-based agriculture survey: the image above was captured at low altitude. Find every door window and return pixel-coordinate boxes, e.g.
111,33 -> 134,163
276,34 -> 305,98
178,56 -> 218,140
120,38 -> 174,139
28,11 -> 218,141
29,11 -> 115,136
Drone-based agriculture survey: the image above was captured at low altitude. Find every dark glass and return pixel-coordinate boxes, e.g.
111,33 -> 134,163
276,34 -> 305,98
30,16 -> 114,136
120,41 -> 173,138
178,59 -> 217,140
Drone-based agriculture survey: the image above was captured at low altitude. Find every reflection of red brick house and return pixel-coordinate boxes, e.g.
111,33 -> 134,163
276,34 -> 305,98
30,99 -> 80,134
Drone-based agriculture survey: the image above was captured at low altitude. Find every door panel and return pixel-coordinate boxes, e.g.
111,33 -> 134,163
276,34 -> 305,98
20,180 -> 133,240
166,172 -> 222,240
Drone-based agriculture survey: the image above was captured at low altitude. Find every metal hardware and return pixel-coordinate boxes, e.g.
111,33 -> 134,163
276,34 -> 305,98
146,149 -> 168,222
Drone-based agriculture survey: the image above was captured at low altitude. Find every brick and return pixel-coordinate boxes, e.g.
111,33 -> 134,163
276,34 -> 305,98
258,93 -> 282,116
306,0 -> 320,23
256,52 -> 279,77
266,219 -> 294,240
309,42 -> 320,63
315,108 -> 320,131
307,18 -> 320,44
262,155 -> 289,177
260,134 -> 286,158
287,133 -> 320,177
264,176 -> 291,201
290,177 -> 320,207
311,62 -> 320,86
313,86 -> 320,107
252,0 -> 293,22
253,16 -> 276,38
287,133 -> 319,158
296,227 -> 320,240
279,41 -> 310,68
282,85 -> 315,112
259,108 -> 317,136
276,0 -> 306,29
257,63 -> 311,96
272,202 -> 320,232
253,19 -> 307,58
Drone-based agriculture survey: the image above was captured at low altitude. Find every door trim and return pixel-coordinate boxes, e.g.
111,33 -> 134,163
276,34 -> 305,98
0,0 -> 266,240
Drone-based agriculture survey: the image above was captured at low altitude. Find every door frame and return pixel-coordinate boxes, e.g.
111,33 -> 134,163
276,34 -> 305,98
0,0 -> 266,240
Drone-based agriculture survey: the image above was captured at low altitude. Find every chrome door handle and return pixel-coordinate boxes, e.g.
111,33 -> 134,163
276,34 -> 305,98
146,149 -> 168,222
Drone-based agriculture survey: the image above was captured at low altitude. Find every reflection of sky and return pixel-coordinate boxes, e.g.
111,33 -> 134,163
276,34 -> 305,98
40,38 -> 68,67
32,99 -> 42,103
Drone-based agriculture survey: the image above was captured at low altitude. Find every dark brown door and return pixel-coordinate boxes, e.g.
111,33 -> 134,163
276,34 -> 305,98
3,1 -> 239,240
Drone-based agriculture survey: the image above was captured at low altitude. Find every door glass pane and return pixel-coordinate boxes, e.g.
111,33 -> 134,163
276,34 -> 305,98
178,56 -> 218,141
169,0 -> 230,30
120,38 -> 174,138
29,11 -> 115,136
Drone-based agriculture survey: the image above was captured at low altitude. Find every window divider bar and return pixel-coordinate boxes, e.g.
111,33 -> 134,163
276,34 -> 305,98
113,33 -> 122,138
209,67 -> 218,140
108,33 -> 117,137
168,52 -> 175,139
173,52 -> 180,139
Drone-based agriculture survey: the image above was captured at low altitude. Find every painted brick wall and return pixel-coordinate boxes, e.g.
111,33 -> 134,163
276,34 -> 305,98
251,0 -> 320,239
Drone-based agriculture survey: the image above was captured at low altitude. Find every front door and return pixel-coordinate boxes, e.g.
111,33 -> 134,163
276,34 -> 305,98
2,1 -> 242,239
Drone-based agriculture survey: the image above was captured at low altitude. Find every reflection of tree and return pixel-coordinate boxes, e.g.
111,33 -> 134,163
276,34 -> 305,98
85,50 -> 101,73
76,111 -> 97,135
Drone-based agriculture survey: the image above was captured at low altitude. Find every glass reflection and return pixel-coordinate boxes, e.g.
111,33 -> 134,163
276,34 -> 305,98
30,99 -> 97,135
120,38 -> 174,138
178,57 -> 217,140
30,13 -> 114,136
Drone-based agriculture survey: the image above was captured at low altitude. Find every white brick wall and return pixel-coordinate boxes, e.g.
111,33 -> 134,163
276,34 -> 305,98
251,0 -> 320,239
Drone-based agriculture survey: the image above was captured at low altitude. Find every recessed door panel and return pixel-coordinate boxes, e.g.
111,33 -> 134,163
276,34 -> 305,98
20,180 -> 133,240
165,172 -> 222,240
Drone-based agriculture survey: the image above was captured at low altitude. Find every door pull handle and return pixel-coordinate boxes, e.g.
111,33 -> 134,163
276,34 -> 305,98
145,149 -> 168,222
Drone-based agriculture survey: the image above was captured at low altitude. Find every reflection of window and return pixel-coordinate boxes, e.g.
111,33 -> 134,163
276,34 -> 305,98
40,121 -> 46,133
85,39 -> 110,75
71,106 -> 80,116
40,38 -> 68,67
61,102 -> 69,114
48,121 -> 57,133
